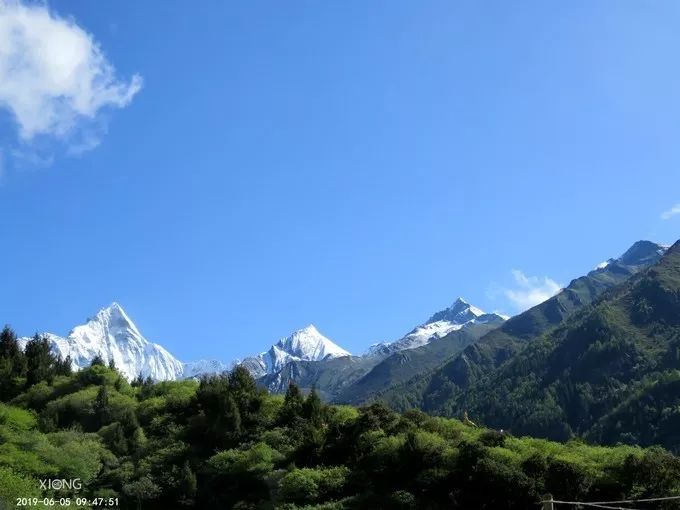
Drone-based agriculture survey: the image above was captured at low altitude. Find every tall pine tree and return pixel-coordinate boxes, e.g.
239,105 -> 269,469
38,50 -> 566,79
24,334 -> 56,387
0,326 -> 27,399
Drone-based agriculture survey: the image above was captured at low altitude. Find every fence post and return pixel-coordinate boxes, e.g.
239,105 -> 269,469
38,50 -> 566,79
541,494 -> 554,510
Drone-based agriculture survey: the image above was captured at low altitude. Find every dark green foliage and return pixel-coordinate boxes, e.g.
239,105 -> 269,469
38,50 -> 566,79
94,385 -> 112,428
90,353 -> 105,367
54,354 -> 73,376
1,344 -> 680,509
24,334 -> 57,386
0,326 -> 26,400
279,382 -> 305,425
444,242 -> 680,451
370,242 -> 680,456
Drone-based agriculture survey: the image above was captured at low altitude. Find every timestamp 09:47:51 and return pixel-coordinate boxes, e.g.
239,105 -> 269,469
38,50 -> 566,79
15,497 -> 119,507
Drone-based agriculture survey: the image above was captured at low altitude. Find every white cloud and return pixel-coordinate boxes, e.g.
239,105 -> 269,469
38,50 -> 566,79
661,204 -> 680,220
503,270 -> 562,312
0,0 -> 141,152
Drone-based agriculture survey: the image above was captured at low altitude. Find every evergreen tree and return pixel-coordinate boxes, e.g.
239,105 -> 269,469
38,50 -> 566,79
303,386 -> 324,427
0,326 -> 27,400
24,334 -> 56,386
179,461 -> 197,506
93,385 -> 111,429
54,354 -> 72,376
279,382 -> 305,425
131,372 -> 144,387
228,366 -> 264,432
0,325 -> 26,377
108,357 -> 117,371
90,353 -> 105,367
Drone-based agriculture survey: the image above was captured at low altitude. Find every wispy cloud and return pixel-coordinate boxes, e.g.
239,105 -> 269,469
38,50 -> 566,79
661,203 -> 680,220
0,0 -> 142,161
503,270 -> 562,312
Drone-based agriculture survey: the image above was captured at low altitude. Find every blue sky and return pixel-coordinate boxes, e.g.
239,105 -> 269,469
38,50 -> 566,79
0,1 -> 678,363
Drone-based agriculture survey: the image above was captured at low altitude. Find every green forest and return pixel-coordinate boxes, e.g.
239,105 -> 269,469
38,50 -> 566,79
372,242 -> 680,453
2,330 -> 680,509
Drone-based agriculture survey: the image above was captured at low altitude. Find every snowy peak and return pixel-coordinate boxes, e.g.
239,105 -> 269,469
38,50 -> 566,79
426,297 -> 486,325
70,302 -> 145,352
95,302 -> 140,334
20,303 -> 186,381
367,298 -> 506,356
182,359 -> 234,379
275,325 -> 350,361
240,325 -> 350,378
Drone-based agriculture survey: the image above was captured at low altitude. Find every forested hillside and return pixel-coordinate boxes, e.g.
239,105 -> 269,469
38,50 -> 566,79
372,241 -> 669,411
370,241 -> 680,453
3,330 -> 680,509
456,240 -> 680,448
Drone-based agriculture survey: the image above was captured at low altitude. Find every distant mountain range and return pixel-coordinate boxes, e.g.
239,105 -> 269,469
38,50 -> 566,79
16,238 -> 675,445
17,307 -> 349,382
17,295 -> 506,386
371,241 -> 673,427
259,299 -> 506,401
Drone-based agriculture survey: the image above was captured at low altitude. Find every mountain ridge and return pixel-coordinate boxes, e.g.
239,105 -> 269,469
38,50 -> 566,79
372,240 -> 670,411
451,239 -> 680,450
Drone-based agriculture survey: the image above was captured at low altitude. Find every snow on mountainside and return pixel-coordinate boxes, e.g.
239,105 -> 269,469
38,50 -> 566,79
18,303 -> 348,382
19,303 -> 185,381
18,303 -> 230,381
366,298 -> 506,356
182,359 -> 234,379
239,325 -> 350,379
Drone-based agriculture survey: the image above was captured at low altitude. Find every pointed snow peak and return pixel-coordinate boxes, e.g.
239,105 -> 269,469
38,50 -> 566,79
296,324 -> 319,335
90,302 -> 141,336
427,298 -> 485,325
375,298 -> 506,356
276,325 -> 350,359
96,302 -> 127,320
451,297 -> 484,316
26,303 -> 185,382
451,297 -> 469,309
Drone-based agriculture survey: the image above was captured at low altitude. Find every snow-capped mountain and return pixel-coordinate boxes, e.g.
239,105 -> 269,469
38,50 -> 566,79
182,359 -> 234,379
239,325 -> 350,379
366,298 -> 506,357
18,303 -> 348,382
19,303 -> 186,381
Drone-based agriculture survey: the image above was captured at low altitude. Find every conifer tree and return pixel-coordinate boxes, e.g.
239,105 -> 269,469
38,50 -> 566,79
0,325 -> 26,377
131,372 -> 144,387
25,334 -> 56,386
94,385 -> 111,428
303,386 -> 324,427
279,382 -> 305,425
90,353 -> 105,367
54,354 -> 72,376
0,326 -> 27,399
179,461 -> 197,506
